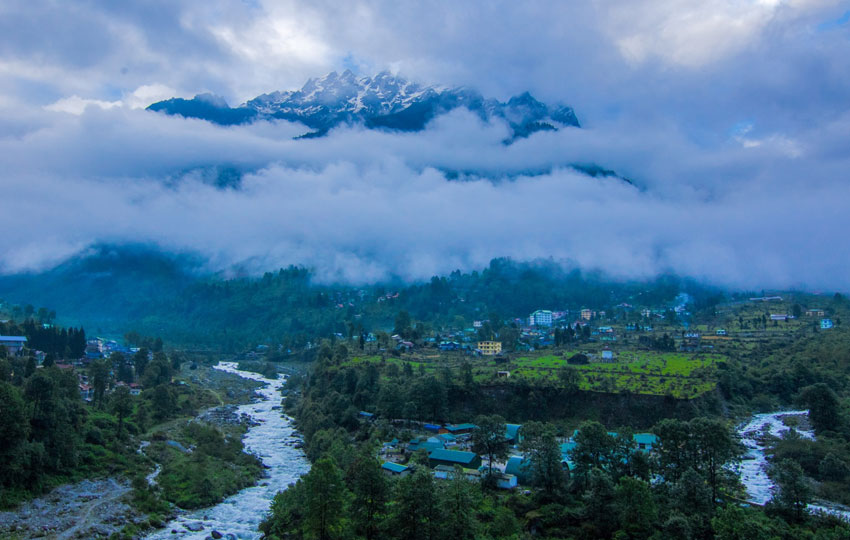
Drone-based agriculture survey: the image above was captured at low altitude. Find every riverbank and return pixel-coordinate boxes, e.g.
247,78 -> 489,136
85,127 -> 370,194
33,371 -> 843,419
734,410 -> 850,521
144,362 -> 310,539
0,361 -> 276,539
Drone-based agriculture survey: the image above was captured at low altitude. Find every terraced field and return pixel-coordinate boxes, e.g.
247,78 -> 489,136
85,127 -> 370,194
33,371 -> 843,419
346,349 -> 725,399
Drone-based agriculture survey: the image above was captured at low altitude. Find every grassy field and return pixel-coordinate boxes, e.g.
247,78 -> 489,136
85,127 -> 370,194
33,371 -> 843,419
346,349 -> 724,399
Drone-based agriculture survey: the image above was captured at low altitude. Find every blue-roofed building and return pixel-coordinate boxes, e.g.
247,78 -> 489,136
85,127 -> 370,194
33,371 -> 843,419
428,449 -> 481,469
382,462 -> 411,477
439,341 -> 460,351
358,411 -> 375,419
504,456 -> 532,484
559,442 -> 578,470
423,423 -> 442,432
821,318 -> 834,329
0,336 -> 27,355
505,424 -> 523,444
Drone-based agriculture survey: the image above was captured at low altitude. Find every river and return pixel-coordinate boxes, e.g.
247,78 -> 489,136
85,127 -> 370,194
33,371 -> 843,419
146,361 -> 310,539
734,409 -> 850,521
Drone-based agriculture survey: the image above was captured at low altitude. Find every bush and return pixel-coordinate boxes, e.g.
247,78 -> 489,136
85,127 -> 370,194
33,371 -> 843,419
85,427 -> 104,445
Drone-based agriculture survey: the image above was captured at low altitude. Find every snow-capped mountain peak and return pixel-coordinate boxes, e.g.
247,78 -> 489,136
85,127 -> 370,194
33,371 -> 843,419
148,71 -> 580,140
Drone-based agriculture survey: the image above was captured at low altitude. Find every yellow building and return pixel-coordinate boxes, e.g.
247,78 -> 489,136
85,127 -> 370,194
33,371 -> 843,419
477,341 -> 502,355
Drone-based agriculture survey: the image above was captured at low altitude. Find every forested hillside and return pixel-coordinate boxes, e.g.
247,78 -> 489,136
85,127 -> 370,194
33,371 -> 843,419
0,246 -> 722,349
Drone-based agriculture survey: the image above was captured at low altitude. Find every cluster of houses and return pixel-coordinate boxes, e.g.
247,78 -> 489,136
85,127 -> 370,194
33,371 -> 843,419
0,334 -> 147,402
504,430 -> 659,482
84,337 -> 139,361
528,308 -> 603,328
764,310 -> 834,330
378,421 -> 521,488
374,417 -> 659,491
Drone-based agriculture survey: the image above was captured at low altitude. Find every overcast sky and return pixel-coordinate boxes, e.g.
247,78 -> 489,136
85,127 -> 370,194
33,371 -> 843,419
1,1 -> 849,289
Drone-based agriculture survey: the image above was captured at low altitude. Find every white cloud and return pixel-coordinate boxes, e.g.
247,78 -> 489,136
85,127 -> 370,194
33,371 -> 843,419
1,1 -> 850,289
0,104 -> 848,289
600,0 -> 827,68
123,84 -> 180,109
44,95 -> 122,115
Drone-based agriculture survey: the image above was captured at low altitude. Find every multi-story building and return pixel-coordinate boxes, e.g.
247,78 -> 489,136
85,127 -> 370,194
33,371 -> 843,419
529,310 -> 554,327
477,341 -> 502,355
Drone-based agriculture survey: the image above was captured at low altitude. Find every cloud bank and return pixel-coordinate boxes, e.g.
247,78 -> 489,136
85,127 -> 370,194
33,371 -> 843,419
1,1 -> 849,289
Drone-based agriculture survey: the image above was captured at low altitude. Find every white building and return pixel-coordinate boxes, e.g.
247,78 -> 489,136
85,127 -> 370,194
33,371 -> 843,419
529,310 -> 553,327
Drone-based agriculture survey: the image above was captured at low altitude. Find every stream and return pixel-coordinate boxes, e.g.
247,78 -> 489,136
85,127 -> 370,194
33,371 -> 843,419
734,410 -> 850,521
145,361 -> 310,539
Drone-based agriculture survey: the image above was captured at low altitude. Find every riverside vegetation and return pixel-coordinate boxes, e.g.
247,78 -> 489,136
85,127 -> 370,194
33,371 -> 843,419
0,315 -> 267,538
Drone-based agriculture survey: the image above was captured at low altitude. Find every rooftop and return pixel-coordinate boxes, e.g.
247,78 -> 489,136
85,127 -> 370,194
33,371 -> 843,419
381,462 -> 409,473
429,449 -> 479,464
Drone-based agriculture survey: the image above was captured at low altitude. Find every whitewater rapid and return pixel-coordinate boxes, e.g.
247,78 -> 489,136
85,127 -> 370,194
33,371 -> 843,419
146,361 -> 310,539
734,410 -> 850,521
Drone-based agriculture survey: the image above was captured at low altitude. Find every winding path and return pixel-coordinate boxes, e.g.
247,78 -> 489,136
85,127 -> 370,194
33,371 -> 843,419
56,479 -> 131,540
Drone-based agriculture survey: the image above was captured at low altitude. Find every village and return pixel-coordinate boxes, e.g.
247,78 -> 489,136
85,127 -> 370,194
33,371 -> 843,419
363,414 -> 659,492
0,333 -> 150,401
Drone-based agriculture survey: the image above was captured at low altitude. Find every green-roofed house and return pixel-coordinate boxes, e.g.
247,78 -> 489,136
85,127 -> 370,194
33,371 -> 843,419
437,433 -> 458,446
409,437 -> 444,453
440,423 -> 478,435
428,449 -> 482,469
382,462 -> 411,477
633,433 -> 659,452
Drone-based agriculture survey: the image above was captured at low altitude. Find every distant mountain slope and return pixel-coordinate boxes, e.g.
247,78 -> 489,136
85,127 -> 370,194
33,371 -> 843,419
0,246 -> 707,350
148,70 -> 580,141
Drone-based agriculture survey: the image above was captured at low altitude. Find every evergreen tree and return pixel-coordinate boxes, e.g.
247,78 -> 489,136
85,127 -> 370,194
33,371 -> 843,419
90,358 -> 111,406
391,468 -> 443,540
770,459 -> 811,523
133,348 -> 150,382
691,417 -> 740,504
471,414 -> 509,482
799,383 -> 841,433
0,382 -> 30,487
304,457 -> 348,540
520,421 -> 566,499
347,450 -> 389,540
441,466 -> 480,540
614,476 -> 657,539
110,385 -> 133,439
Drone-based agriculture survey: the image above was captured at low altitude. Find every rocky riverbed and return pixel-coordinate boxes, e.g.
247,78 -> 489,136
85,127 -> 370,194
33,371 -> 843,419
0,478 -> 139,539
734,410 -> 850,521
